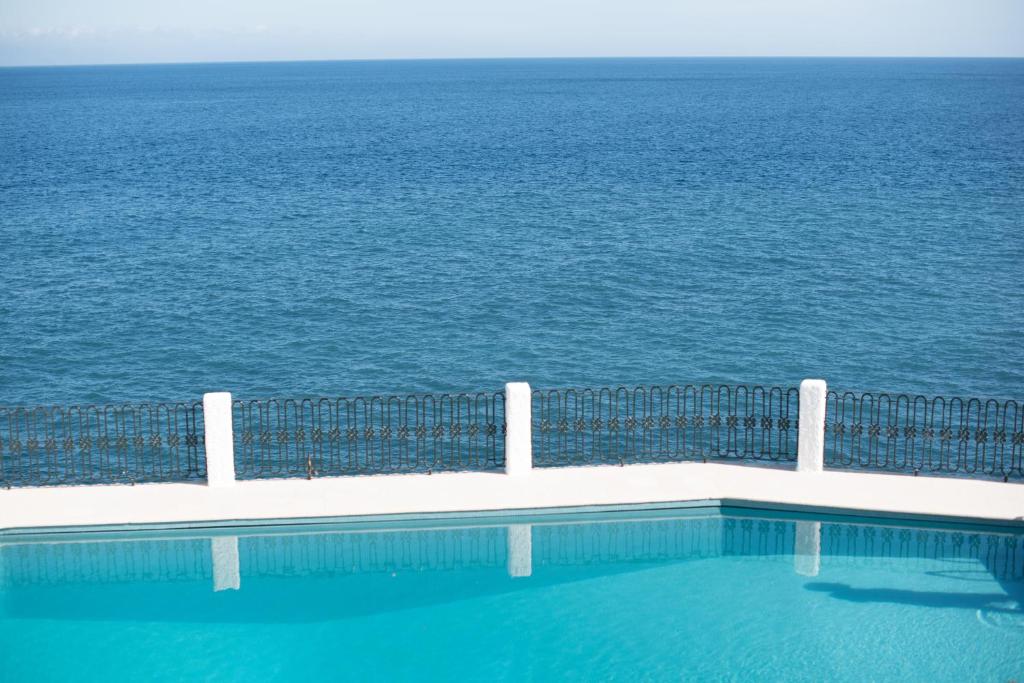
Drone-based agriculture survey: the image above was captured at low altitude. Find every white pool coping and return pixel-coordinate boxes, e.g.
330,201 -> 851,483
1,461 -> 1021,533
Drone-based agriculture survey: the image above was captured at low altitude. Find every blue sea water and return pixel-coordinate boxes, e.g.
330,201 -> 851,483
1,509 -> 1022,682
1,58 -> 1022,405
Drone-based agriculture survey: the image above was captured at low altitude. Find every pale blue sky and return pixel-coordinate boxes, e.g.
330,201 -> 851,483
1,0 -> 1022,66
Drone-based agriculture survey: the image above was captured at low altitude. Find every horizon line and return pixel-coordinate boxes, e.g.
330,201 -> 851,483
3,54 -> 1024,69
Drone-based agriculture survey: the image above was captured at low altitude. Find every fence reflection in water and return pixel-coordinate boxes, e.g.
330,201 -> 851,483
3,514 -> 1019,592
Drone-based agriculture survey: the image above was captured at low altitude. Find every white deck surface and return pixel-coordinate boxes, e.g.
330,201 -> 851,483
1,462 -> 1021,532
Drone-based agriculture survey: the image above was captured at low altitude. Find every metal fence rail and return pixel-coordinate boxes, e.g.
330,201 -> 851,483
825,391 -> 1024,482
532,384 -> 799,467
232,391 -> 506,479
0,402 -> 205,487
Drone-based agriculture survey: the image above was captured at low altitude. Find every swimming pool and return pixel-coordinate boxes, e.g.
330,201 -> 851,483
1,507 -> 1021,681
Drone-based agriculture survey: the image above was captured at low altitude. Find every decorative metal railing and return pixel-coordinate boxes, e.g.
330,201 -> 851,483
2,384 -> 1021,488
825,391 -> 1023,481
532,384 -> 799,467
0,402 -> 205,487
232,391 -> 506,479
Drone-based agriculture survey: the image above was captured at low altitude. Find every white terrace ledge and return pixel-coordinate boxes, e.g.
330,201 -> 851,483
1,462 -> 1021,532
2,379 -> 1021,532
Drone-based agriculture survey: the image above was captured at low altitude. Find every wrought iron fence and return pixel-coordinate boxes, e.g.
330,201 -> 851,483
0,402 -> 205,487
825,391 -> 1024,482
532,384 -> 799,467
232,391 -> 506,479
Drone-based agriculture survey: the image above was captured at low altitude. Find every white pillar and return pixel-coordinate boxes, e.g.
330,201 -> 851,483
504,382 -> 532,476
203,391 -> 236,487
211,536 -> 240,591
507,524 -> 533,578
797,379 -> 827,473
794,521 -> 821,577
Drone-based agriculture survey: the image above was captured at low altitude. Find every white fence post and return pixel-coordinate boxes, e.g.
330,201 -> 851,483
504,382 -> 532,476
203,392 -> 236,487
797,379 -> 827,473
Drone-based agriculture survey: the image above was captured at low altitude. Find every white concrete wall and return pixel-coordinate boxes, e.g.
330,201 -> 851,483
1,461 -> 1021,532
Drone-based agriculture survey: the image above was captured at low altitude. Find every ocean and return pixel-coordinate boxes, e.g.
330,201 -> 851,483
1,58 -> 1022,405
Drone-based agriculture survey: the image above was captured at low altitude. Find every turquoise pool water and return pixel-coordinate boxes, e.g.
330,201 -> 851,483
1,508 -> 1022,681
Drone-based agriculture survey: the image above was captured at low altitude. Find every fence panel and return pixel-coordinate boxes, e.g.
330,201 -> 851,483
232,391 -> 506,479
0,402 -> 205,487
532,384 -> 799,467
825,391 -> 1023,481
